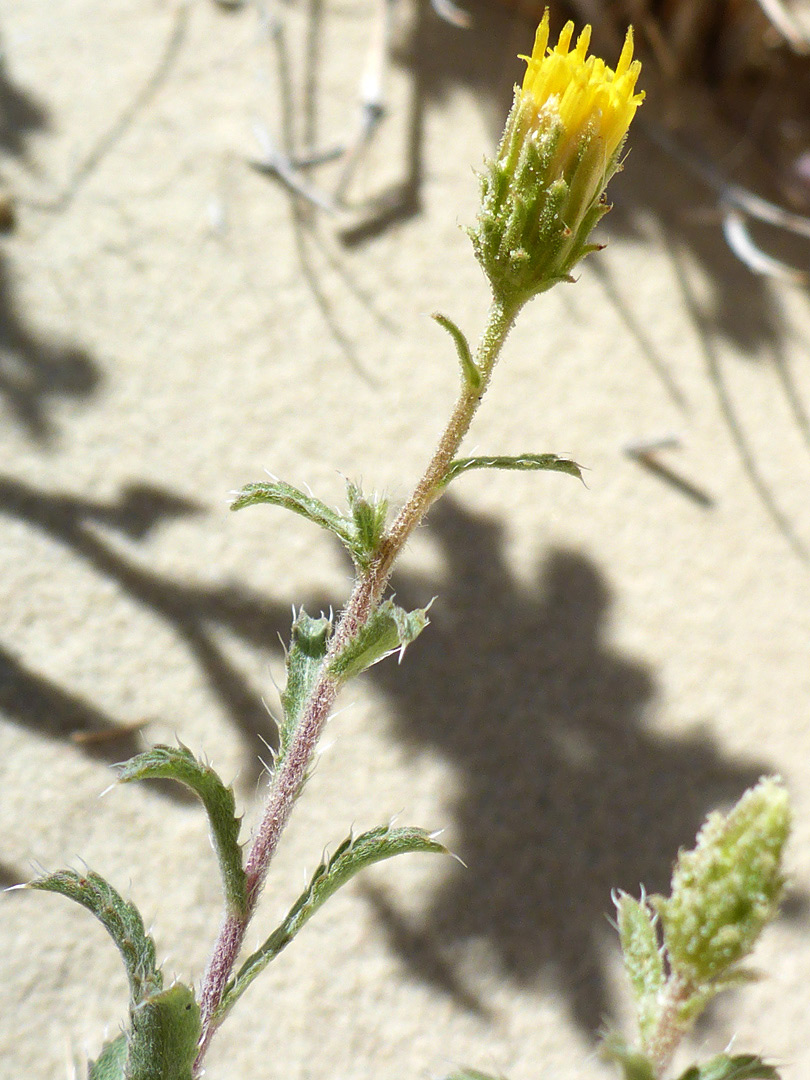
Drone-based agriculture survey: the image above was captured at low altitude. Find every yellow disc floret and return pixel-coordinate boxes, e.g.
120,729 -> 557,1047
521,12 -> 644,165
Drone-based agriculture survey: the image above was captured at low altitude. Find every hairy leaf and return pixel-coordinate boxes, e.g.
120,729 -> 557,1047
441,453 -> 583,486
329,599 -> 429,680
88,1034 -> 127,1080
231,480 -> 356,551
117,744 -> 247,917
346,480 -> 388,564
615,891 -> 664,1046
432,311 -> 481,389
231,478 -> 390,568
125,984 -> 200,1080
217,825 -> 447,1020
28,869 -> 161,1005
280,608 -> 332,761
676,1054 -> 780,1080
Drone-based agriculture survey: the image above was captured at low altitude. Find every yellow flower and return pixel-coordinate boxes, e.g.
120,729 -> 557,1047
469,12 -> 643,306
521,13 -> 643,171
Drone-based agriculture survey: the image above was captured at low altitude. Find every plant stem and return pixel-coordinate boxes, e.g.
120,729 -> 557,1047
194,294 -> 520,1071
645,975 -> 695,1077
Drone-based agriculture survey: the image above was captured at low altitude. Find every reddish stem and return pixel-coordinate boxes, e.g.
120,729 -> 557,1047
194,297 -> 518,1072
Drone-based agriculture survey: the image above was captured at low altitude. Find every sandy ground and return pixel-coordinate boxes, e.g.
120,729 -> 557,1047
2,1 -> 810,1078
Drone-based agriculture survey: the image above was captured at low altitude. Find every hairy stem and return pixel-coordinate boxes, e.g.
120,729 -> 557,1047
645,975 -> 695,1077
194,294 -> 520,1071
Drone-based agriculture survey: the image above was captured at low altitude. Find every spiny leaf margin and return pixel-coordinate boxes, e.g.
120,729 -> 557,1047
615,890 -> 665,1047
87,1033 -> 127,1080
28,869 -> 162,1005
230,480 -> 353,544
675,1053 -> 781,1080
216,825 -> 448,1021
441,453 -> 584,487
230,478 -> 387,569
279,608 -> 332,765
329,599 -> 429,681
117,744 -> 247,917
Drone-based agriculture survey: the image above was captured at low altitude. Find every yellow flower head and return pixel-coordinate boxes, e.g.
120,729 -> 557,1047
521,13 -> 644,169
469,12 -> 644,305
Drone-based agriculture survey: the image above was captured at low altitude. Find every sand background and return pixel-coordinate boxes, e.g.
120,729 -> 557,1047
2,1 -> 810,1077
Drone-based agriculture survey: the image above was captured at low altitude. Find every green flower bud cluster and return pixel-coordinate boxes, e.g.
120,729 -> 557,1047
654,776 -> 790,985
606,778 -> 790,1080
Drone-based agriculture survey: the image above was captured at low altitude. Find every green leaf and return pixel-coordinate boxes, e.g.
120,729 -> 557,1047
125,983 -> 200,1080
231,480 -> 356,552
329,599 -> 429,680
615,891 -> 664,1046
117,744 -> 247,917
432,312 -> 481,389
346,480 -> 388,564
217,825 -> 448,1020
231,477 -> 389,569
441,453 -> 584,487
88,1034 -> 128,1080
600,1033 -> 657,1080
28,869 -> 162,1005
280,608 -> 332,762
675,1054 -> 780,1080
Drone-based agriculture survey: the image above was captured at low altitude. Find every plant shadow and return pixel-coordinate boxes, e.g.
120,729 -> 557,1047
0,477 -> 295,787
0,44 -> 101,443
362,496 -> 801,1035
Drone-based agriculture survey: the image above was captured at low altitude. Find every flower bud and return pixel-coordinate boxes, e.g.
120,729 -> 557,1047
653,777 -> 790,986
469,12 -> 643,305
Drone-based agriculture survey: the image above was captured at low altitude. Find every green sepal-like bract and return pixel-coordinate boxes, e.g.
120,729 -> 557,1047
329,598 -> 429,680
216,825 -> 447,1021
28,869 -> 162,1005
117,744 -> 247,917
608,779 -> 790,1077
441,453 -> 583,488
28,871 -> 199,1079
86,986 -> 201,1080
468,90 -> 620,307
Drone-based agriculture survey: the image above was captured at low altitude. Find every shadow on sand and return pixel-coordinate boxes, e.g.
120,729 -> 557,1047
362,497 -> 797,1034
